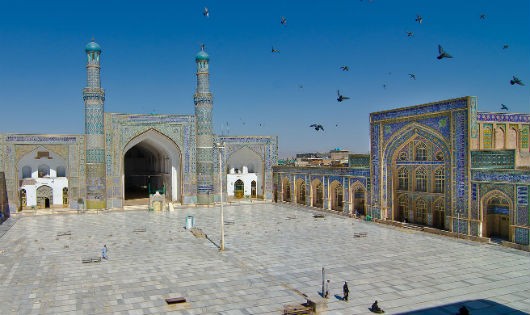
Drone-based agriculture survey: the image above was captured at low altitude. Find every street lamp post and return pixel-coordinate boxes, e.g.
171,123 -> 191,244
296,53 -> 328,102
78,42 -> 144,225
215,142 -> 225,251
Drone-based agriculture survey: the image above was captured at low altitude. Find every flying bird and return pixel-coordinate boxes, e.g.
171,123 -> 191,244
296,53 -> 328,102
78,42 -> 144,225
310,124 -> 324,131
510,76 -> 524,86
406,31 -> 414,37
408,73 -> 416,80
480,13 -> 486,20
271,46 -> 280,53
298,84 -> 304,89
415,15 -> 423,24
437,45 -> 453,59
281,16 -> 287,25
337,90 -> 350,102
340,66 -> 349,71
203,7 -> 209,18
382,84 -> 387,90
502,44 -> 509,49
501,104 -> 508,111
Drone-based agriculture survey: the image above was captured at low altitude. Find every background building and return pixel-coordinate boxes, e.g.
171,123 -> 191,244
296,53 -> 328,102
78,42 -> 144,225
0,41 -> 278,213
274,97 -> 530,247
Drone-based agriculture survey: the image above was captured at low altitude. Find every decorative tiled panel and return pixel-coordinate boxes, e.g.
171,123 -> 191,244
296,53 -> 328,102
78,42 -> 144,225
477,112 -> 530,123
471,150 -> 515,169
470,96 -> 478,139
521,125 -> 529,149
5,135 -> 78,143
86,149 -> 105,163
517,205 -> 528,226
518,186 -> 528,205
371,97 -> 468,122
383,116 -> 450,142
472,171 -> 530,183
514,227 -> 529,245
482,123 -> 493,149
370,123 -> 380,206
479,183 -> 515,201
453,110 -> 469,215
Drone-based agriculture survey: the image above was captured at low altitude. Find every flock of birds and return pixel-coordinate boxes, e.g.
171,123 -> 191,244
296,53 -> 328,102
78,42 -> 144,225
201,7 -> 525,133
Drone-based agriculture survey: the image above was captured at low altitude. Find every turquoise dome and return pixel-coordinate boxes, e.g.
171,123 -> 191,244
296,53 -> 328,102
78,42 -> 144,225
85,41 -> 101,52
196,50 -> 209,61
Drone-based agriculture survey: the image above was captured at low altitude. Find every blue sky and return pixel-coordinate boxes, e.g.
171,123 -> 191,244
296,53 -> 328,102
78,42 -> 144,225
0,0 -> 528,158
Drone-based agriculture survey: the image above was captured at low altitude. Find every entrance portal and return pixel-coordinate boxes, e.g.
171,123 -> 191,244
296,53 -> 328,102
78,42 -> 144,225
486,196 -> 510,240
123,129 -> 182,205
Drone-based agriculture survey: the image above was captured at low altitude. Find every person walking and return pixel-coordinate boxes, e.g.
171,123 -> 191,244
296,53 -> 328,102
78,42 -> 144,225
343,281 -> 349,301
101,244 -> 108,260
324,279 -> 330,298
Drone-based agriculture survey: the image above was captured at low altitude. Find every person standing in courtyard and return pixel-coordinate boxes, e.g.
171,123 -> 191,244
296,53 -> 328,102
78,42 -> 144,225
324,279 -> 330,298
343,281 -> 349,301
101,244 -> 108,260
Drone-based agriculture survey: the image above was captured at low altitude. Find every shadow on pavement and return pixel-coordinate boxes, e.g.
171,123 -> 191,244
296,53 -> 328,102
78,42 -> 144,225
395,299 -> 528,315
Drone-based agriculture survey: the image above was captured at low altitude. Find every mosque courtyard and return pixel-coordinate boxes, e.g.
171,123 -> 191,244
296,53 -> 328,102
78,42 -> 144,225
0,203 -> 529,315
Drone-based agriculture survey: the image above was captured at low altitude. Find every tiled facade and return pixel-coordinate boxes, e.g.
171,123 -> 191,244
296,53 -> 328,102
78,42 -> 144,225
274,97 -> 530,247
0,41 -> 278,212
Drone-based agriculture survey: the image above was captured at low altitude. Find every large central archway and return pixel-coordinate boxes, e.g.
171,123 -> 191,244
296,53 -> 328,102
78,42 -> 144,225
122,129 -> 182,204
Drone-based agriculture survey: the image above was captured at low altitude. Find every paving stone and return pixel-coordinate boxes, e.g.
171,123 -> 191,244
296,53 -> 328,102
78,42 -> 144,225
0,204 -> 529,314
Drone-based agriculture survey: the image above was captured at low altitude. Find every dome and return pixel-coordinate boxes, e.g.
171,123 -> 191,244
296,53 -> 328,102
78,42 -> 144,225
196,49 -> 209,61
85,41 -> 101,53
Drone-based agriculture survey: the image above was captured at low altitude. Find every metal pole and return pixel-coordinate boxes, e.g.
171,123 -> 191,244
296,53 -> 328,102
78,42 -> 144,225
321,267 -> 325,297
218,143 -> 225,251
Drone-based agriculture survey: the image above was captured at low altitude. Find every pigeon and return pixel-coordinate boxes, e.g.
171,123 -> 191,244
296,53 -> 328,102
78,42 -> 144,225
415,14 -> 423,24
501,104 -> 508,111
502,44 -> 509,49
271,46 -> 280,53
337,90 -> 350,102
437,45 -> 453,59
310,124 -> 324,131
510,76 -> 524,86
203,7 -> 209,18
281,16 -> 287,25
480,13 -> 486,20
408,73 -> 416,80
340,66 -> 349,71
406,31 -> 414,37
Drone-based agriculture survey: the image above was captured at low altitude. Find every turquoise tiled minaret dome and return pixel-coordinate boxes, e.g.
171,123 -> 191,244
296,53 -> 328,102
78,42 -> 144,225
194,45 -> 214,204
83,39 -> 106,209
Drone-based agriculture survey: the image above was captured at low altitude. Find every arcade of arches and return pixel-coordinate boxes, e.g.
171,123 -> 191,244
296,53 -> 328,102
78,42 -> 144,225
278,177 -> 367,214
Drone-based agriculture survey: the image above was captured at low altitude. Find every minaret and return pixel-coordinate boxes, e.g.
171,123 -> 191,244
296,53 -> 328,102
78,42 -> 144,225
194,45 -> 214,204
83,39 -> 106,209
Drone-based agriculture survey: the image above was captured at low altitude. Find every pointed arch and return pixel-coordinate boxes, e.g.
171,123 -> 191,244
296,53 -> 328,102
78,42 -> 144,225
481,189 -> 513,240
350,181 -> 366,216
433,197 -> 445,229
495,126 -> 505,149
295,178 -> 306,205
415,198 -> 427,225
122,128 -> 182,203
507,126 -> 517,149
282,176 -> 291,202
329,180 -> 343,211
311,178 -> 323,208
